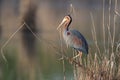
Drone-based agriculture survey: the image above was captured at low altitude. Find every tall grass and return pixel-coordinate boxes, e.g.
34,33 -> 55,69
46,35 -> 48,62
1,0 -> 120,80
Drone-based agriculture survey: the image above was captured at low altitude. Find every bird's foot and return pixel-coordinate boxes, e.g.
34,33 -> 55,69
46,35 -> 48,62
73,53 -> 81,59
58,57 -> 64,61
69,58 -> 74,64
73,51 -> 82,59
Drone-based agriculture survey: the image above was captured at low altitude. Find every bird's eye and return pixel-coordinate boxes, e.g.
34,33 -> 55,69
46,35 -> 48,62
67,32 -> 70,35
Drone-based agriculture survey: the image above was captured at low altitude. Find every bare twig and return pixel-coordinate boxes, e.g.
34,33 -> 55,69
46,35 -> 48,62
1,23 -> 25,62
58,28 -> 66,80
102,0 -> 106,51
107,0 -> 112,55
112,0 -> 117,52
90,12 -> 101,56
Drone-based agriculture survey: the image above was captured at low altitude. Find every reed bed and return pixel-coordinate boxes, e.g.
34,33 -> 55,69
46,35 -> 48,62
77,0 -> 119,79
57,0 -> 120,80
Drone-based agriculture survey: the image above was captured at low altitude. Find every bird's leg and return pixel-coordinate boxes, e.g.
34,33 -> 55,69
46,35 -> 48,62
69,51 -> 82,64
69,49 -> 76,64
79,51 -> 82,59
73,51 -> 82,59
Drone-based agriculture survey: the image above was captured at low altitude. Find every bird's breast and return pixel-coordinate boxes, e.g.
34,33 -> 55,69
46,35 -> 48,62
62,30 -> 88,54
63,31 -> 82,49
63,31 -> 74,47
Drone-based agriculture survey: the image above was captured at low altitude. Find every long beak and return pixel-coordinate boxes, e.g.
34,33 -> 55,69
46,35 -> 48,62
57,18 -> 67,30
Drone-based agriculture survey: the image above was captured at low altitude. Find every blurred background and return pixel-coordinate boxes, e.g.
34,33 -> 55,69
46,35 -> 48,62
0,0 -> 120,80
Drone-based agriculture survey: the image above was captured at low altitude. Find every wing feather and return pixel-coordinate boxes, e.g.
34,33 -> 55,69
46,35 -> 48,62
70,30 -> 88,54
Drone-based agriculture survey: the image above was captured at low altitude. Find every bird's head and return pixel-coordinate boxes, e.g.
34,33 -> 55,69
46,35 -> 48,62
57,15 -> 72,30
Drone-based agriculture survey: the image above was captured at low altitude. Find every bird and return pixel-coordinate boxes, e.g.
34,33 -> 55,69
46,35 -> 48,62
57,15 -> 88,59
